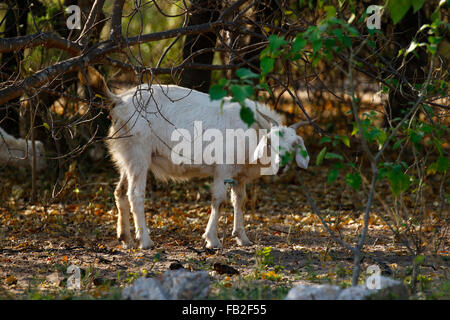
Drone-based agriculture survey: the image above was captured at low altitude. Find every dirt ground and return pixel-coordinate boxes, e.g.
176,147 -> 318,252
0,156 -> 448,299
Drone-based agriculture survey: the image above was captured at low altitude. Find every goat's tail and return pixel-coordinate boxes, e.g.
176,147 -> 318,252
78,67 -> 120,104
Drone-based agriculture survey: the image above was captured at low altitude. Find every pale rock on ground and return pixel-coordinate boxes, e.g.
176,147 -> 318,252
122,269 -> 210,300
285,284 -> 341,300
122,278 -> 169,300
286,276 -> 409,300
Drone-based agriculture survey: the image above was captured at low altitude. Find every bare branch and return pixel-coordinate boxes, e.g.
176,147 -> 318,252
0,32 -> 81,55
77,0 -> 106,47
110,0 -> 125,42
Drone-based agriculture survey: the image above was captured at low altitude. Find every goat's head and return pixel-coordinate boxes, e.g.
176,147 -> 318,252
252,112 -> 310,174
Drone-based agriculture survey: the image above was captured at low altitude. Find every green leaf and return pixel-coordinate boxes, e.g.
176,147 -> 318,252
324,5 -> 336,19
292,36 -> 307,52
281,151 -> 295,166
437,155 -> 449,173
324,38 -> 336,50
260,56 -> 275,75
316,146 -> 327,166
325,152 -> 344,161
409,129 -> 424,144
218,78 -> 229,86
376,129 -> 387,148
327,167 -> 340,184
240,106 -> 255,127
312,39 -> 322,53
230,85 -> 254,102
259,82 -> 274,98
268,35 -> 288,53
209,84 -> 227,100
386,167 -> 411,196
342,35 -> 352,48
351,122 -> 359,136
426,43 -> 438,55
347,26 -> 359,37
319,136 -> 332,144
414,255 -> 425,265
393,138 -> 405,150
299,148 -> 309,159
346,172 -> 362,191
332,28 -> 343,40
236,68 -> 259,80
337,135 -> 350,147
387,0 -> 411,24
412,0 -> 426,13
427,162 -> 438,175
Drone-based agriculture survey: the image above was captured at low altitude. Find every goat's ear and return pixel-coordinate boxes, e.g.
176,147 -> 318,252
295,152 -> 309,169
251,133 -> 268,163
78,67 -> 115,101
78,67 -> 102,89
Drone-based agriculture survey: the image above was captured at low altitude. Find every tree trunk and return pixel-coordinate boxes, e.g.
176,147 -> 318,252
386,8 -> 429,125
179,0 -> 220,93
0,0 -> 30,136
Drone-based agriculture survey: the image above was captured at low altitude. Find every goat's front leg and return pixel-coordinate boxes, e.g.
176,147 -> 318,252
115,172 -> 132,249
127,169 -> 154,249
202,180 -> 226,249
231,182 -> 252,246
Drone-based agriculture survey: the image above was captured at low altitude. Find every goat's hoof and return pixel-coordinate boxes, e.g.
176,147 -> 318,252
118,234 -> 132,249
236,237 -> 253,246
121,241 -> 133,249
138,237 -> 154,249
205,240 -> 222,249
203,235 -> 222,249
232,230 -> 252,246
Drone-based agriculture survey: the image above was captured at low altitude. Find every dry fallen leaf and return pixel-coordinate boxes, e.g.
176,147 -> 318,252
5,275 -> 17,286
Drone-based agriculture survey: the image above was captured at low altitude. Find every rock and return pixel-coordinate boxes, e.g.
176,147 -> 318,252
46,272 -> 64,287
285,284 -> 341,300
162,269 -> 210,300
122,269 -> 210,300
286,276 -> 409,300
368,276 -> 409,300
338,286 -> 370,300
122,278 -> 169,300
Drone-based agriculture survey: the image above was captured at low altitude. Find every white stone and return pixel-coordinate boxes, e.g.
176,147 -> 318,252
122,270 -> 210,300
122,278 -> 169,300
286,276 -> 405,300
285,284 -> 341,300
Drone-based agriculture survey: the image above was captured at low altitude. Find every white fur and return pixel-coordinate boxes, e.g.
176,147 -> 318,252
0,127 -> 46,171
106,84 -> 309,249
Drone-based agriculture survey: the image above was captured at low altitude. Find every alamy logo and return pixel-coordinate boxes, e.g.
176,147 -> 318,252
366,5 -> 382,30
169,121 -> 309,176
66,5 -> 81,30
67,264 -> 81,289
366,264 -> 381,289
170,122 -> 280,175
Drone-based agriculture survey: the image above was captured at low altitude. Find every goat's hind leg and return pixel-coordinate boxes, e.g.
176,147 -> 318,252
202,179 -> 227,249
127,167 -> 154,249
115,172 -> 132,249
231,182 -> 252,246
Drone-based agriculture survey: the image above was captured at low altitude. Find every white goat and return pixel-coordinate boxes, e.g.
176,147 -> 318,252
0,127 -> 46,171
83,68 -> 310,249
